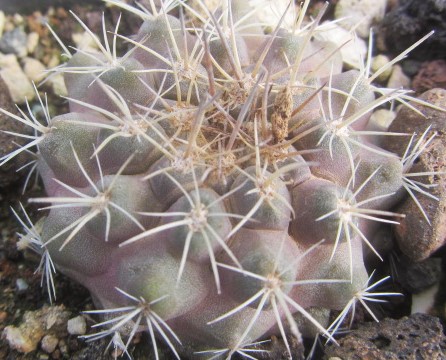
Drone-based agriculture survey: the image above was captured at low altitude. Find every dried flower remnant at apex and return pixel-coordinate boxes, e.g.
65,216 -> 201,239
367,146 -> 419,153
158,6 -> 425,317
2,0 -> 445,359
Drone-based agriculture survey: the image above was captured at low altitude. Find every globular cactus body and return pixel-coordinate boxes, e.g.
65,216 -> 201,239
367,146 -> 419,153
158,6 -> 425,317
3,0 -> 443,359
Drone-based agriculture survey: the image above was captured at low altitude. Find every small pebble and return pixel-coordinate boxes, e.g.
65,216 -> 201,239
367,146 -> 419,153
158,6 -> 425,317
67,316 -> 86,335
0,27 -> 28,57
0,311 -> 8,323
72,31 -> 98,52
371,54 -> 392,83
412,283 -> 439,314
0,11 -> 5,38
369,109 -> 396,131
16,278 -> 29,293
46,53 -> 60,69
26,32 -> 39,54
3,326 -> 37,353
45,311 -> 60,330
335,0 -> 387,38
0,53 -> 35,103
316,21 -> 367,69
47,7 -> 55,17
50,73 -> 68,97
22,57 -> 46,83
41,334 -> 59,354
13,14 -> 24,26
58,339 -> 68,355
366,109 -> 397,146
387,65 -> 411,89
250,0 -> 298,31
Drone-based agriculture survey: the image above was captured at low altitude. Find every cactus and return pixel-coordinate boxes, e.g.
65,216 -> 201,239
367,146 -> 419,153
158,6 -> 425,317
2,0 -> 444,359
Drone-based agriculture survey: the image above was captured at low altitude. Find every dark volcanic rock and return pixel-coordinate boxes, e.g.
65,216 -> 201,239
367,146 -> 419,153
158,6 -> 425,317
382,88 -> 446,157
324,313 -> 446,360
380,0 -> 446,61
397,257 -> 443,293
413,60 -> 446,94
392,134 -> 446,262
381,89 -> 446,262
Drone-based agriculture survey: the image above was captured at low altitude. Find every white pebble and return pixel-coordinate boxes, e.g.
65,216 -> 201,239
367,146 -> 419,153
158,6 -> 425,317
335,0 -> 388,38
47,54 -> 60,68
0,53 -> 35,103
315,21 -> 367,69
23,57 -> 47,83
72,31 -> 99,52
67,315 -> 86,335
13,14 -> 24,26
369,109 -> 396,131
41,334 -> 59,354
26,32 -> 40,54
387,65 -> 411,89
0,11 -> 5,38
16,278 -> 29,292
58,339 -> 69,354
2,326 -> 36,353
250,0 -> 299,31
371,54 -> 392,83
366,109 -> 396,146
50,73 -> 68,97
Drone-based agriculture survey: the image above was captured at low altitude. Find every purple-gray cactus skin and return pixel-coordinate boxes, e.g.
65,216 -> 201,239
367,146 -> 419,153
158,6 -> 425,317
2,1 -> 442,359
